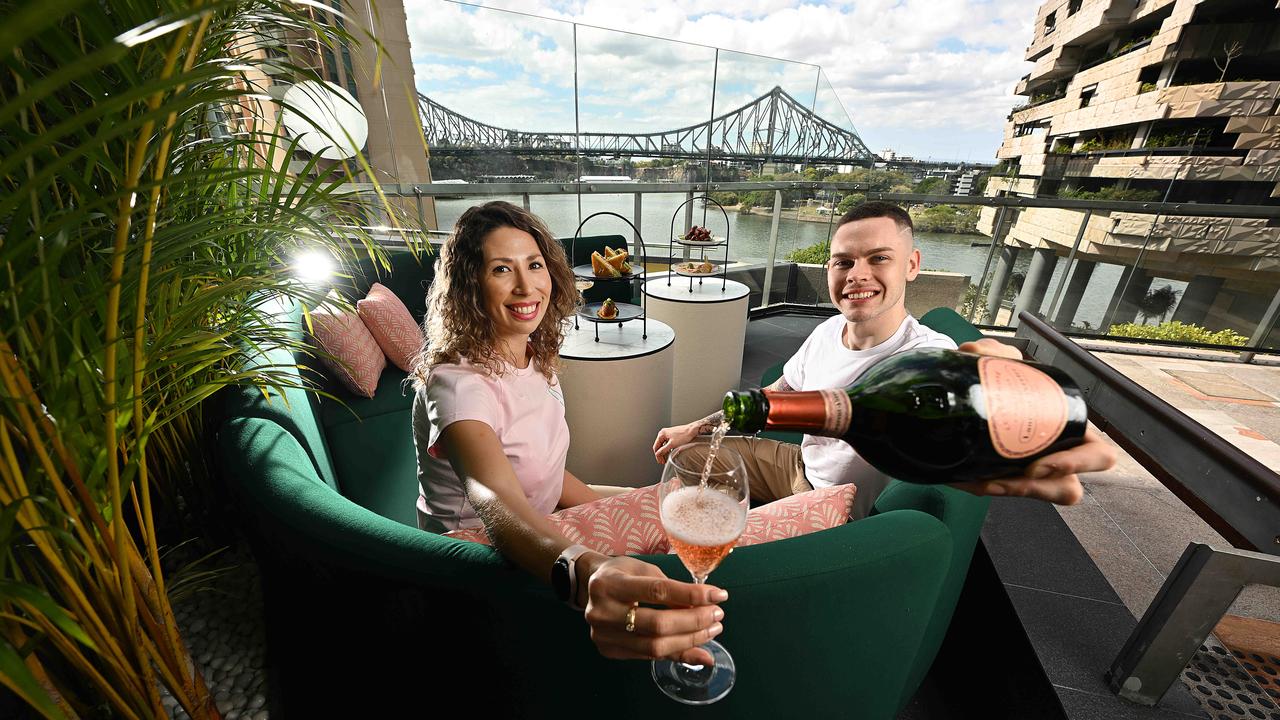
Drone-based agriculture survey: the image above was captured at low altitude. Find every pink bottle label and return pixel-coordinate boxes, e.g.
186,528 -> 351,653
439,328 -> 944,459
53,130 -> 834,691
978,356 -> 1068,459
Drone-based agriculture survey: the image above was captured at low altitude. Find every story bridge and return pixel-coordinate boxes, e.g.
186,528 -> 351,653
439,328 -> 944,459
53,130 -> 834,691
418,86 -> 875,165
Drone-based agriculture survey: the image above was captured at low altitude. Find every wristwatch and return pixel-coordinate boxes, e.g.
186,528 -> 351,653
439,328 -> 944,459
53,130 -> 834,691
551,544 -> 591,610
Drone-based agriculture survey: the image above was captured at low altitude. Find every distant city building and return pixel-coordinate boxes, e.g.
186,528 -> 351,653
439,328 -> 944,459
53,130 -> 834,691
477,174 -> 536,183
880,148 -> 915,162
577,175 -> 633,183
952,169 -> 983,196
981,0 -> 1279,335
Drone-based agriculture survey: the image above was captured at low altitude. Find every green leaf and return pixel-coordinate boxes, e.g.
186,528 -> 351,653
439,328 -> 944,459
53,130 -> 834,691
0,581 -> 95,649
0,637 -> 68,720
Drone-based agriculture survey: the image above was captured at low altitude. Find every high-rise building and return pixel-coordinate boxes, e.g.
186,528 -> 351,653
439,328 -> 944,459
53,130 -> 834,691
982,0 -> 1279,334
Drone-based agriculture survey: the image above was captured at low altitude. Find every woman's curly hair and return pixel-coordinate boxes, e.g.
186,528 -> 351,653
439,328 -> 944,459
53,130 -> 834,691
412,201 -> 578,385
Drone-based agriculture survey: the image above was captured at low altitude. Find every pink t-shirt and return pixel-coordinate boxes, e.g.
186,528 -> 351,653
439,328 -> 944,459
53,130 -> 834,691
412,358 -> 569,532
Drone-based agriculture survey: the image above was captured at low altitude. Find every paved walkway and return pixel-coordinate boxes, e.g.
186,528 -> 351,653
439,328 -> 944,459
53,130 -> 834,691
1051,341 -> 1280,624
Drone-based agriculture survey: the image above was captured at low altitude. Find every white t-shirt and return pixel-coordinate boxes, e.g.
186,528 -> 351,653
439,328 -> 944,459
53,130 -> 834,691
782,315 -> 957,517
412,359 -> 569,532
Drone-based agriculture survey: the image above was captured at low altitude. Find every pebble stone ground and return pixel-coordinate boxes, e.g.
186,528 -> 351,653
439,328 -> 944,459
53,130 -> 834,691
161,545 -> 269,720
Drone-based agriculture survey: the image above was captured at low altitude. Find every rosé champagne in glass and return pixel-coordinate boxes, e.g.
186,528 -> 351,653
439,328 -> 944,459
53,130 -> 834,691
651,442 -> 748,705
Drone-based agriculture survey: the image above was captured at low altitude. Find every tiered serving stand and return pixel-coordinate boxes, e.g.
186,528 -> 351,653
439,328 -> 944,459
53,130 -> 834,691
571,211 -> 648,342
666,195 -> 731,293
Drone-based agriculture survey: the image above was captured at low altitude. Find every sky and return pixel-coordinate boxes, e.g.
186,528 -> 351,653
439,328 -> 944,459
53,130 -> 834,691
401,0 -> 1039,163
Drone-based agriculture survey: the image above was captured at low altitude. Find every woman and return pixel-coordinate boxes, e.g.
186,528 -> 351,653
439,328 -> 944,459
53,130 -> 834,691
411,201 -> 725,666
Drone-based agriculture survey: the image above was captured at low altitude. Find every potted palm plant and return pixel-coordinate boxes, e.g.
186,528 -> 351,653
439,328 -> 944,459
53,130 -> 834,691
0,1 -> 417,716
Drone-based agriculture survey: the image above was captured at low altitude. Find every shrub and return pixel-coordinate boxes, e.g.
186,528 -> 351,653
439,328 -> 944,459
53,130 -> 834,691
787,241 -> 829,264
909,204 -> 981,233
1107,321 -> 1249,346
1060,186 -> 1161,202
837,193 -> 866,215
1139,82 -> 1158,93
706,191 -> 739,207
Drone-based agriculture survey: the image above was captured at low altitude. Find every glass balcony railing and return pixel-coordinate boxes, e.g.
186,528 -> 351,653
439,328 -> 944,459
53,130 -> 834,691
349,180 -> 1280,356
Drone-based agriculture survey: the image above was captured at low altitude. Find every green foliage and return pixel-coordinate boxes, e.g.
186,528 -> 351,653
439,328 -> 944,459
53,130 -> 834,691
826,168 -> 911,192
1060,185 -> 1161,201
960,283 -> 987,323
1144,127 -> 1213,149
1108,321 -> 1249,346
992,159 -> 1021,176
803,167 -> 835,181
837,193 -> 867,215
1139,82 -> 1158,93
0,1 -> 415,716
1076,134 -> 1132,152
707,191 -> 739,207
786,241 -> 830,264
909,205 -> 981,234
913,176 -> 949,195
834,192 -> 865,213
1138,285 -> 1181,323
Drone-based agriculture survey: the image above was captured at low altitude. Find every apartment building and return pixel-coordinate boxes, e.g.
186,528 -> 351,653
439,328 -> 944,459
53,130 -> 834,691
981,0 -> 1279,337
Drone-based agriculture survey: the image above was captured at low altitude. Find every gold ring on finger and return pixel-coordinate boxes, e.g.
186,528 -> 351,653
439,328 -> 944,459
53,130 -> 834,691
624,602 -> 638,633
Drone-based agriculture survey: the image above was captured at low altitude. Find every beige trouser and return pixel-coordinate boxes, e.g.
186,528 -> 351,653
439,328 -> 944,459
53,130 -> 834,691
676,436 -> 812,505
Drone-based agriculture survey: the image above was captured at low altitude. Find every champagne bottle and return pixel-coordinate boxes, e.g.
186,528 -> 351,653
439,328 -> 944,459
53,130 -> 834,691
722,348 -> 1088,485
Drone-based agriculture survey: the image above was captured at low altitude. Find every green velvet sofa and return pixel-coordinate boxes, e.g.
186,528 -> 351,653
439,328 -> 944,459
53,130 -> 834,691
213,250 -> 989,718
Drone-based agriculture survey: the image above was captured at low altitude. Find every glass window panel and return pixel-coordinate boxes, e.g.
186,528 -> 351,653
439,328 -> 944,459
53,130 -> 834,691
404,1 -> 577,232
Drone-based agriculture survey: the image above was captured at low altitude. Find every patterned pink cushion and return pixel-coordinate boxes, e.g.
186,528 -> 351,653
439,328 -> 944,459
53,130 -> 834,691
310,293 -> 386,398
357,282 -> 422,372
737,484 -> 856,547
444,484 -> 855,553
445,486 -> 669,556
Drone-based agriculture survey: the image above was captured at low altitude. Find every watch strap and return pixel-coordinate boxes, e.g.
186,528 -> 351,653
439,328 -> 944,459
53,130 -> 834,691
558,544 -> 591,611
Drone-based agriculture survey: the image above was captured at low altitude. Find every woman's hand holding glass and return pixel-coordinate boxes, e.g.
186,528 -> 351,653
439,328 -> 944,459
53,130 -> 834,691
651,442 -> 749,705
580,554 -> 727,666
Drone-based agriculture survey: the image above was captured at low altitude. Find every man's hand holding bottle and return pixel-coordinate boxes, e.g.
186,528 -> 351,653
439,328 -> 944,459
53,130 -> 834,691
949,339 -> 1116,505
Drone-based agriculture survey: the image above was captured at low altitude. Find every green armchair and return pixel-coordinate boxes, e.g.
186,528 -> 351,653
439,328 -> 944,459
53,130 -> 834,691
213,253 -> 987,718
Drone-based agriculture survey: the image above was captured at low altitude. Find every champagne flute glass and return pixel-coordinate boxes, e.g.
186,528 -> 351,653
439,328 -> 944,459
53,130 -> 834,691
651,442 -> 749,705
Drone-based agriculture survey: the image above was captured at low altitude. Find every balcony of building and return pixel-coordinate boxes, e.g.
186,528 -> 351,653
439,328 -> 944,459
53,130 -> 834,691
1024,0 -> 1143,67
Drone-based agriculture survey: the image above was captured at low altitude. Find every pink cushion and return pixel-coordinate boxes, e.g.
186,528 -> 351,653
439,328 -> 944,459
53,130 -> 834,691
311,293 -> 386,398
357,282 -> 422,372
737,484 -> 857,547
445,486 -> 668,556
444,484 -> 855,554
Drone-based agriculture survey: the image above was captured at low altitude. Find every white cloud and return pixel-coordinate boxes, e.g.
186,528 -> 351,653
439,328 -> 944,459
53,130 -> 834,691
401,0 -> 1038,160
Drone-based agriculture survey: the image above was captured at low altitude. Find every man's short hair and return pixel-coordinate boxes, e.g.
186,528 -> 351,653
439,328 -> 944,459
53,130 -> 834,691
835,200 -> 913,233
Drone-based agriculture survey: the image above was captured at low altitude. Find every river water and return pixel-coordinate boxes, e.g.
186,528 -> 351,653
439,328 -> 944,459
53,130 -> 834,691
435,193 -> 1161,329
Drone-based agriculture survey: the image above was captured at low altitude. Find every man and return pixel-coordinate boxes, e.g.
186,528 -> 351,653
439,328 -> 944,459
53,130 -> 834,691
653,201 -> 1113,512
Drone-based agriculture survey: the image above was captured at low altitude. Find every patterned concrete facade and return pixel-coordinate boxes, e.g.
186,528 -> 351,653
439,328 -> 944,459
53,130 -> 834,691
981,0 -> 1280,338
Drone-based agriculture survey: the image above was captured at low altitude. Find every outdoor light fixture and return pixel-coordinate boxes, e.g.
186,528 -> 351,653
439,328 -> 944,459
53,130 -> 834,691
292,250 -> 335,285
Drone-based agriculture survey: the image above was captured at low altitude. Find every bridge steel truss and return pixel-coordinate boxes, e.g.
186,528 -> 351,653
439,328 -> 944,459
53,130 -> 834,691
418,86 -> 874,165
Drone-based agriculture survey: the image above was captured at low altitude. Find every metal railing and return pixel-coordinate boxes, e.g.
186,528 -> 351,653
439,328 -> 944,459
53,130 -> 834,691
345,181 -> 1280,356
1015,312 -> 1280,707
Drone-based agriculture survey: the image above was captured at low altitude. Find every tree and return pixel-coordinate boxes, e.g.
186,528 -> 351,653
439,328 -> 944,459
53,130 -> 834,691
1139,285 -> 1182,324
1,1 -> 407,715
837,193 -> 867,215
1216,40 -> 1244,82
913,176 -> 949,195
